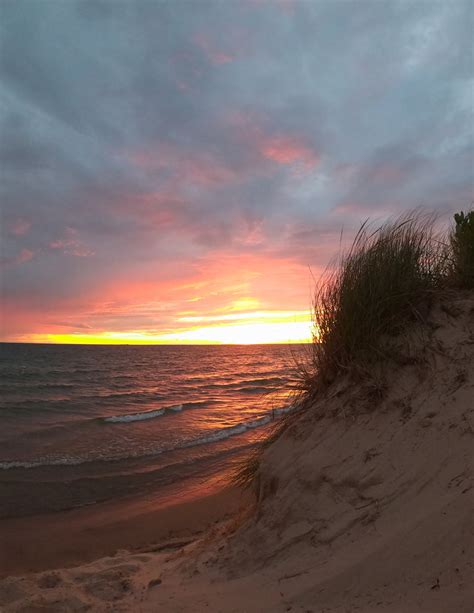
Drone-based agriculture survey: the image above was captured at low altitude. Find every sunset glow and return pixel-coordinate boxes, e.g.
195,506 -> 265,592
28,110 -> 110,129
12,309 -> 313,345
1,2 -> 471,345
24,321 -> 312,346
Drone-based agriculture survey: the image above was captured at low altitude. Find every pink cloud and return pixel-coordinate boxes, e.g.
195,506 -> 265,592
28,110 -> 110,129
194,34 -> 235,65
259,135 -> 320,169
1,241 -> 319,341
17,248 -> 34,263
226,112 -> 320,172
0,248 -> 35,268
49,227 -> 94,257
8,218 -> 32,236
113,192 -> 191,229
331,201 -> 398,218
127,145 -> 238,187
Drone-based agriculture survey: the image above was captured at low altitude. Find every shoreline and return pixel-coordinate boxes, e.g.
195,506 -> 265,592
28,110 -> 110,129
0,479 -> 250,578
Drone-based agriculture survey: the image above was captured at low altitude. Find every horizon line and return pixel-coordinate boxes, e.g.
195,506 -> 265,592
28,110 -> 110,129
0,340 -> 311,347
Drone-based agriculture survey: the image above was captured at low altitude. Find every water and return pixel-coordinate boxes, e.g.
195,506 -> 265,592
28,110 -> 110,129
0,343 -> 305,517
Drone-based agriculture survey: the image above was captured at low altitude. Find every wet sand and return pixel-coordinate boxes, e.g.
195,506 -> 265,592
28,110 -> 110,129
0,481 -> 249,577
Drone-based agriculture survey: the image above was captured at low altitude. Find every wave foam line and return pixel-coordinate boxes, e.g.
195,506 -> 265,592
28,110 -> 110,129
182,415 -> 273,449
0,403 -> 299,470
104,404 -> 183,423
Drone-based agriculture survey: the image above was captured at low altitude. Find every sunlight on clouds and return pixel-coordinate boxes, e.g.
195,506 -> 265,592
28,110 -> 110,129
158,321 -> 312,344
22,312 -> 313,345
178,309 -> 311,324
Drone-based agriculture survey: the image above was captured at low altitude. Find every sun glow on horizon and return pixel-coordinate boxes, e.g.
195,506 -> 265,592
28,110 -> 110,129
15,310 -> 313,345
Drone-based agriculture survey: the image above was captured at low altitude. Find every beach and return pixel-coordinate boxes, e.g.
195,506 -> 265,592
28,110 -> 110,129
0,482 -> 246,578
1,294 -> 473,612
2,0 -> 473,609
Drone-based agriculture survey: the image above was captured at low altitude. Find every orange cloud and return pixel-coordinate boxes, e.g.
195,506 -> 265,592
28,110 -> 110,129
2,247 -> 319,344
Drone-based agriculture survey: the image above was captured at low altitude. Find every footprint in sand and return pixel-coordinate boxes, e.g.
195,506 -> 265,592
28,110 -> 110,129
37,573 -> 63,589
101,556 -> 127,567
73,564 -> 140,602
0,578 -> 29,607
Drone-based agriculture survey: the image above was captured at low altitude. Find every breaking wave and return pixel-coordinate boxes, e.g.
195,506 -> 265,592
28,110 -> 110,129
103,404 -> 183,423
0,403 -> 299,470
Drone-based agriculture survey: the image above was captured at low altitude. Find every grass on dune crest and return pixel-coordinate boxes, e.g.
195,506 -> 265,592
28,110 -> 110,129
300,213 -> 447,395
232,209 -> 473,489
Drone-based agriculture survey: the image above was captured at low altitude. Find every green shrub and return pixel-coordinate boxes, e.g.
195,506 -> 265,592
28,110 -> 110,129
450,210 -> 474,289
301,214 -> 444,394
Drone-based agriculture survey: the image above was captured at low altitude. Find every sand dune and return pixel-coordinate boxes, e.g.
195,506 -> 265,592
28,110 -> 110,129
1,294 -> 473,612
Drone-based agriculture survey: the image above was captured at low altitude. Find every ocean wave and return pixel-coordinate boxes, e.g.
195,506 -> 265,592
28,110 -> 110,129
94,390 -> 163,401
0,390 -> 166,413
0,403 -> 298,470
233,385 -> 272,395
198,376 -> 285,391
104,404 -> 183,423
181,415 -> 273,448
101,400 -> 213,424
0,382 -> 76,392
0,457 -> 90,470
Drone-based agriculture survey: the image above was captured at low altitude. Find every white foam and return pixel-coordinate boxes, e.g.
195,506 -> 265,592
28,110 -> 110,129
246,415 -> 272,428
273,406 -> 292,416
169,404 -> 183,412
0,401 -> 297,470
104,404 -> 183,423
183,414 -> 273,448
0,456 -> 89,470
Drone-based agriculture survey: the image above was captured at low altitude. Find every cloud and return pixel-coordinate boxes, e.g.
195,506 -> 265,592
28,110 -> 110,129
259,135 -> 320,169
0,248 -> 35,269
8,218 -> 32,237
0,0 -> 472,340
194,33 -> 235,65
126,144 -> 239,187
48,227 -> 95,257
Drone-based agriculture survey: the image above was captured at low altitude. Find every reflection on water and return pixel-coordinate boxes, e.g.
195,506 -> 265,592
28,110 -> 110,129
0,343 -> 307,516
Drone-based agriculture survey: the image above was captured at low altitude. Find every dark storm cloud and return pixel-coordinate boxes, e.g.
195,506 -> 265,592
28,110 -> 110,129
1,0 -> 472,337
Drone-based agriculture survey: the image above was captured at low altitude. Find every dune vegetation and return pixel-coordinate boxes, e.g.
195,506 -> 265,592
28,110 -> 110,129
450,210 -> 474,290
234,209 -> 473,487
2,211 -> 472,612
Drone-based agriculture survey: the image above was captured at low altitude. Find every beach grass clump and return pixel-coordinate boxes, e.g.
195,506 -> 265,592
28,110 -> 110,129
301,214 -> 444,393
233,209 -> 471,490
450,210 -> 474,289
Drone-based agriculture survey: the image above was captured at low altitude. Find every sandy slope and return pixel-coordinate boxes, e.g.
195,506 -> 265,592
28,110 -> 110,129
1,294 -> 473,612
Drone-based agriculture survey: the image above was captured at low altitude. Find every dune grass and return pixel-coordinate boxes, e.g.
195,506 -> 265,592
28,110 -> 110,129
300,213 -> 447,394
450,210 -> 474,289
232,210 -> 472,489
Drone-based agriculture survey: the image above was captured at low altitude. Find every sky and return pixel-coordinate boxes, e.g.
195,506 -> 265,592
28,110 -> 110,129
1,0 -> 473,344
